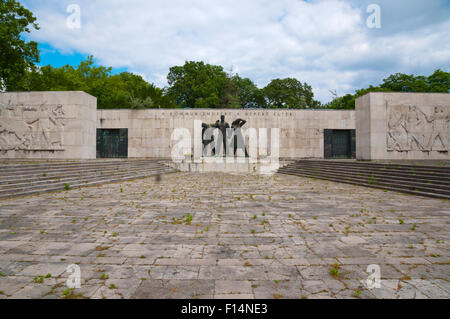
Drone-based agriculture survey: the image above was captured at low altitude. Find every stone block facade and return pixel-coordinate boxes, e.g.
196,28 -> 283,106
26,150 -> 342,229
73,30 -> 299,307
2,91 -> 448,161
356,92 -> 450,160
0,91 -> 97,159
97,108 -> 355,159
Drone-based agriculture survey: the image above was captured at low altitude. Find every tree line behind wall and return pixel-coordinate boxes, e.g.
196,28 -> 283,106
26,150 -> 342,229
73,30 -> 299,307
325,69 -> 450,110
11,57 -> 323,110
1,0 -> 449,110
10,57 -> 450,110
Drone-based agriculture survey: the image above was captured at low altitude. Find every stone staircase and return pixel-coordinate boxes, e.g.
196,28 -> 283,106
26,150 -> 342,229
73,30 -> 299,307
278,160 -> 450,199
0,159 -> 177,200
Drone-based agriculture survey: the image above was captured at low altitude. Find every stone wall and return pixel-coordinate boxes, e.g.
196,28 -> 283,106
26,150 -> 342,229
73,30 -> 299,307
2,91 -> 448,161
0,91 -> 357,160
356,92 -> 450,160
0,91 -> 97,159
97,108 -> 355,159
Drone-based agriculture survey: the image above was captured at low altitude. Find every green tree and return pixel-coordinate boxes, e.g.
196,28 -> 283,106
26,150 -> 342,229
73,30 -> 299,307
129,96 -> 154,109
29,56 -> 116,107
15,56 -> 170,109
325,69 -> 450,109
219,76 -> 241,109
0,0 -> 40,91
427,69 -> 450,93
262,78 -> 320,109
167,61 -> 229,108
105,72 -> 168,109
231,75 -> 265,108
324,94 -> 356,110
380,73 -> 428,92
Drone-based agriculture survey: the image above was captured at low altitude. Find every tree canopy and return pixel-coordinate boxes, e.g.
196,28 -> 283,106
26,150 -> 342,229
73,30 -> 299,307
231,75 -> 265,109
167,61 -> 229,108
0,0 -> 40,91
165,61 -> 322,109
15,56 -> 173,109
263,78 -> 320,109
326,69 -> 450,109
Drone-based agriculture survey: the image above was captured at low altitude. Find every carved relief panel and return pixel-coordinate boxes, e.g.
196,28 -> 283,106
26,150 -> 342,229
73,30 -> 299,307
387,102 -> 449,152
0,100 -> 66,151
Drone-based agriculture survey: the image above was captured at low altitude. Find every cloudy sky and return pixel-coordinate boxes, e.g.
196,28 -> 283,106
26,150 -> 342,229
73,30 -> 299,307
21,0 -> 450,103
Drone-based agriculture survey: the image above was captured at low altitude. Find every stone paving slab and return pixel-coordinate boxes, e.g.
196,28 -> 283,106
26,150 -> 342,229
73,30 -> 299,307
0,172 -> 449,299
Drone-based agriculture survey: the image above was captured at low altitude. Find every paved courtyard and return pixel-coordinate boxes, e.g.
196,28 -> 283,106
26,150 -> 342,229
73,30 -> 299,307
0,172 -> 449,299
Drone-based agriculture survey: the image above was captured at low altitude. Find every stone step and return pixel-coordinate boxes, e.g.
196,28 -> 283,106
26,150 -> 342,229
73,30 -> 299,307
0,167 -> 176,198
278,166 -> 450,188
278,166 -> 450,199
0,163 -> 168,189
0,168 -> 177,200
291,160 -> 450,177
279,167 -> 450,195
0,160 -> 176,199
0,158 -> 157,168
281,170 -> 450,200
0,162 -> 167,183
0,159 -> 167,175
281,162 -> 450,185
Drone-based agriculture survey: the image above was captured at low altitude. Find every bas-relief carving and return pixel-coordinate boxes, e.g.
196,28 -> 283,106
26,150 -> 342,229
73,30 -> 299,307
0,100 -> 66,151
387,102 -> 449,152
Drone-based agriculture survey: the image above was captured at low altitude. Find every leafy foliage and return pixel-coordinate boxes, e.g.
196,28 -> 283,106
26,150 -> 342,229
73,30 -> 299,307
165,62 -> 321,109
15,56 -> 174,109
167,61 -> 229,108
263,78 -> 320,109
231,75 -> 266,109
0,0 -> 40,91
326,69 -> 450,109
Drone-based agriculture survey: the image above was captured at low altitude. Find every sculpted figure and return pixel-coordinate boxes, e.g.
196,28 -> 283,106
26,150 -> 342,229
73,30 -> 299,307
49,104 -> 65,148
387,108 -> 405,151
405,105 -> 425,151
27,103 -> 65,149
231,119 -> 246,129
202,123 -> 216,156
28,104 -> 52,149
201,116 -> 249,157
231,119 -> 249,157
426,106 -> 449,151
212,115 -> 230,156
0,103 -> 32,150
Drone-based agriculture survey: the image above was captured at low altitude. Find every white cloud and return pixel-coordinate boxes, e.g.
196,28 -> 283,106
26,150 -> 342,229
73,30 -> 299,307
23,0 -> 450,103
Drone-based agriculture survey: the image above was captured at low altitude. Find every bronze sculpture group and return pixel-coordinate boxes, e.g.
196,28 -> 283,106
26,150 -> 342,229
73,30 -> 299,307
202,115 -> 249,157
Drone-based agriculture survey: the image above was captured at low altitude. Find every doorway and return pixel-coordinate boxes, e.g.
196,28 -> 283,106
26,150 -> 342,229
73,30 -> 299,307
324,130 -> 355,159
96,129 -> 128,158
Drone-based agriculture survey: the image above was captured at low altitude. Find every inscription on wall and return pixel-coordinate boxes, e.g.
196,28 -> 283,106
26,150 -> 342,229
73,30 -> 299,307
387,103 -> 449,152
0,101 -> 66,151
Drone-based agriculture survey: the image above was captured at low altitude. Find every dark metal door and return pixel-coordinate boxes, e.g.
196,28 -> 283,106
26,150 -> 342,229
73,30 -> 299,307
324,130 -> 355,159
97,129 -> 128,158
332,130 -> 350,158
324,130 -> 333,159
350,130 -> 356,158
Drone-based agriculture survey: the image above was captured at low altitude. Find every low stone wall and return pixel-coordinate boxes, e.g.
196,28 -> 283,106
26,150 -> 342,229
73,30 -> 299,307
356,92 -> 450,160
97,108 -> 355,159
0,91 -> 97,159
